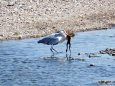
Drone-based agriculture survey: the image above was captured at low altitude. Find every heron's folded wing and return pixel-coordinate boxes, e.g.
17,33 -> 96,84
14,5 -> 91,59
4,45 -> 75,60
38,37 -> 59,45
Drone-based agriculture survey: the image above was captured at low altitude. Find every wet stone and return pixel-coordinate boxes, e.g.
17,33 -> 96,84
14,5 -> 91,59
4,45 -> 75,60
99,48 -> 115,56
78,53 -> 80,55
90,64 -> 94,66
98,81 -> 115,84
18,36 -> 22,40
112,53 -> 115,56
89,55 -> 100,58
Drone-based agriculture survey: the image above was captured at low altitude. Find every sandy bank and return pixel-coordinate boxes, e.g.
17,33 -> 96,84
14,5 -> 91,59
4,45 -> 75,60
0,0 -> 115,41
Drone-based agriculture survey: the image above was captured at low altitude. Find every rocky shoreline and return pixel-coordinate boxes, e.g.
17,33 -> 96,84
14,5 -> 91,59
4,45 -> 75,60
0,0 -> 115,41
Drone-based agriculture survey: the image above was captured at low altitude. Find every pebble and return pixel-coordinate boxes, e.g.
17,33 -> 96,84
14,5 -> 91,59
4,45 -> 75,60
90,63 -> 94,66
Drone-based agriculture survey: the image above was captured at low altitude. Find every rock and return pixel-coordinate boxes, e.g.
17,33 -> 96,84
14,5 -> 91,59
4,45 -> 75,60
112,53 -> 115,56
89,55 -> 100,58
99,48 -> 115,56
78,53 -> 80,55
90,63 -> 94,66
98,80 -> 115,84
18,36 -> 22,40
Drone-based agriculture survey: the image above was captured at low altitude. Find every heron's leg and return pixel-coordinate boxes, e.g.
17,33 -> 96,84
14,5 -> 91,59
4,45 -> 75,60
50,46 -> 54,55
51,45 -> 58,53
50,47 -> 53,52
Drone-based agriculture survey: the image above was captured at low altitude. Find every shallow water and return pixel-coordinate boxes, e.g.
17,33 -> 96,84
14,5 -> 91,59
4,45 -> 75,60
0,27 -> 115,86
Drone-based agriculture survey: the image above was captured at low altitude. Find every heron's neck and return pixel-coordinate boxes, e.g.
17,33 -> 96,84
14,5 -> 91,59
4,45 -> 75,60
62,33 -> 67,38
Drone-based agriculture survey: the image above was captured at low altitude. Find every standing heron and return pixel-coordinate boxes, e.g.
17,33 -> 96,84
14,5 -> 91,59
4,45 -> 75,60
37,30 -> 74,54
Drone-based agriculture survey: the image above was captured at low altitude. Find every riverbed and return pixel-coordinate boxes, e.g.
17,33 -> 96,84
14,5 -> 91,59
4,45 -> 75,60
0,27 -> 115,86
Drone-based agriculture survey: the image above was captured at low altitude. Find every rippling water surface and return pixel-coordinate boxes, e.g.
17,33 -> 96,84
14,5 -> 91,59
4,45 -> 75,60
0,27 -> 115,86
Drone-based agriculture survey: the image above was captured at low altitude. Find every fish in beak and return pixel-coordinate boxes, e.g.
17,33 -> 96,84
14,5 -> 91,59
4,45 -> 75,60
65,29 -> 75,53
66,35 -> 71,53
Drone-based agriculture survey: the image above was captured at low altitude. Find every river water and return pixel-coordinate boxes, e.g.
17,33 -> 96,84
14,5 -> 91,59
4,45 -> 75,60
0,27 -> 115,86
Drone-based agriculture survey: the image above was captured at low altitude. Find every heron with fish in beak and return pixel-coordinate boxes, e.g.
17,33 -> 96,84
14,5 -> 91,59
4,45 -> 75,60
37,29 -> 75,54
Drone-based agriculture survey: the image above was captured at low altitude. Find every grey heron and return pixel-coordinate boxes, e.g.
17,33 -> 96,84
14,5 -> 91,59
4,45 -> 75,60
38,30 -> 74,54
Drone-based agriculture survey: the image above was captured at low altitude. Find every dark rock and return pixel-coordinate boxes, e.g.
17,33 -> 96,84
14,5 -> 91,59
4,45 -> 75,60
90,63 -> 94,66
98,80 -> 115,84
78,53 -> 80,55
99,48 -> 115,56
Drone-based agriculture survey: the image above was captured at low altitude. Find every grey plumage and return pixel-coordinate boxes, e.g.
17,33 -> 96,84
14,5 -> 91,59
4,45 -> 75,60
38,31 -> 66,45
37,30 -> 67,54
38,36 -> 59,45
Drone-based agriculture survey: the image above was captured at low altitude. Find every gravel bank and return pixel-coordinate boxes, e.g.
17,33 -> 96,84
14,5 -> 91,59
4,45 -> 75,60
0,0 -> 115,41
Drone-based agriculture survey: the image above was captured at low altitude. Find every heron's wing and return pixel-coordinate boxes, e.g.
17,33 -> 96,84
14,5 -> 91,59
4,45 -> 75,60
38,37 -> 59,45
49,33 -> 61,38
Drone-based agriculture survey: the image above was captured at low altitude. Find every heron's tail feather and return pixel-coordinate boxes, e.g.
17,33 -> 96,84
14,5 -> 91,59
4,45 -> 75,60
37,40 -> 42,43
